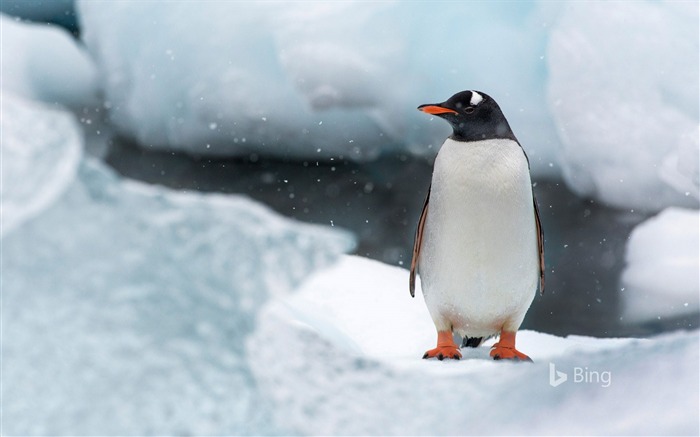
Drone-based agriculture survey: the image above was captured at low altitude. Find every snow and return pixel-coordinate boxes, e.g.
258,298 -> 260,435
2,116 -> 354,433
0,14 -> 98,109
249,255 -> 699,435
76,2 -> 560,175
0,93 -> 82,237
548,1 -> 700,212
621,208 -> 700,323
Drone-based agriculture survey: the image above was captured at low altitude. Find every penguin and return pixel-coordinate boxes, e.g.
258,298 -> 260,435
409,90 -> 545,361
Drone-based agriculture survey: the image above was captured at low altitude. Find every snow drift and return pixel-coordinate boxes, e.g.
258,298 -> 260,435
250,256 -> 699,435
1,95 -> 354,435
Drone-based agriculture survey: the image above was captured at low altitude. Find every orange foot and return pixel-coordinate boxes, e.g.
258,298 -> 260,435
489,330 -> 533,362
423,331 -> 462,360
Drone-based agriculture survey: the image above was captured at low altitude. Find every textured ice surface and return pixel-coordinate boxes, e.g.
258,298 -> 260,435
0,14 -> 97,108
621,208 -> 700,323
0,93 -> 82,237
76,2 -> 560,175
250,256 -> 699,435
2,151 -> 354,434
548,1 -> 700,211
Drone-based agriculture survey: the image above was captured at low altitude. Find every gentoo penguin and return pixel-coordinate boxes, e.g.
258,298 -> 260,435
409,90 -> 545,361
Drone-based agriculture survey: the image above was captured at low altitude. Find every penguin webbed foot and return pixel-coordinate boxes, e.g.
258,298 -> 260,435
489,330 -> 533,362
423,346 -> 462,361
423,330 -> 462,360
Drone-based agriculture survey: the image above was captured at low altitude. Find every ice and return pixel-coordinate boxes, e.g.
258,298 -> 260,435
76,2 -> 560,175
0,14 -> 97,109
621,208 -> 700,324
2,128 -> 354,433
249,255 -> 699,435
0,93 -> 82,237
548,1 -> 700,211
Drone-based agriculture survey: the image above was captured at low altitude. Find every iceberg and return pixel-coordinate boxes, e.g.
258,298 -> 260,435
250,255 -> 699,435
621,208 -> 700,324
1,97 -> 354,434
76,1 -> 560,175
548,1 -> 700,211
0,14 -> 97,109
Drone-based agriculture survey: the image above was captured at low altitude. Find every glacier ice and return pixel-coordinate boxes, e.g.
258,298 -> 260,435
548,1 -> 700,211
621,208 -> 700,323
76,1 -> 560,175
249,255 -> 700,435
0,14 -> 98,109
0,93 -> 82,237
1,97 -> 354,434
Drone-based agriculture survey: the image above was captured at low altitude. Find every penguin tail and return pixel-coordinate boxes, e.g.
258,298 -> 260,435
461,336 -> 484,348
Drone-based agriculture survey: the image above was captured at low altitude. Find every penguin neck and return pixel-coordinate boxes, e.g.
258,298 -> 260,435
449,121 -> 518,143
446,131 -> 531,169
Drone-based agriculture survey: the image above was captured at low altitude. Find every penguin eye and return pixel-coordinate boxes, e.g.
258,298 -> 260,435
464,107 -> 475,114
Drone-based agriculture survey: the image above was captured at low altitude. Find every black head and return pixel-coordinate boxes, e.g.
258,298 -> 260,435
417,90 -> 517,142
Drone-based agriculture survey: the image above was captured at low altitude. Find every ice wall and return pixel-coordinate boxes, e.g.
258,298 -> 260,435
76,2 -> 560,175
1,95 -> 354,435
548,1 -> 699,211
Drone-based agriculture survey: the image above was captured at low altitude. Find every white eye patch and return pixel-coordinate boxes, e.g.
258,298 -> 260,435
469,91 -> 483,106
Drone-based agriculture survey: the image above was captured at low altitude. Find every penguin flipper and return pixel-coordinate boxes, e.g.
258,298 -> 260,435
533,194 -> 545,295
409,186 -> 431,297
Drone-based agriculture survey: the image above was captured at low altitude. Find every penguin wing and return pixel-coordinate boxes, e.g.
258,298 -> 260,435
409,186 -> 431,297
533,194 -> 545,295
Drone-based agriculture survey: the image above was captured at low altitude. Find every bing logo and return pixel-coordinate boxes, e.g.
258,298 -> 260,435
549,362 -> 611,388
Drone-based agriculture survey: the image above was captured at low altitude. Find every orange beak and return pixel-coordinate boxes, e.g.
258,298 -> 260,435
417,105 -> 458,115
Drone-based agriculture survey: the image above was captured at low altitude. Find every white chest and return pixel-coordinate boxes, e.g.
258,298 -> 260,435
418,138 -> 538,335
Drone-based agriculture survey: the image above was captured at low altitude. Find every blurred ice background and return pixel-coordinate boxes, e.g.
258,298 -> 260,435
1,1 -> 698,435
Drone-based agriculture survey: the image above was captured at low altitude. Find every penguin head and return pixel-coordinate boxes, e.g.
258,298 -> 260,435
417,90 -> 516,142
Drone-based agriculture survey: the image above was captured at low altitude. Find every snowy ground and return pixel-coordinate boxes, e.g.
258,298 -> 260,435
251,256 -> 700,435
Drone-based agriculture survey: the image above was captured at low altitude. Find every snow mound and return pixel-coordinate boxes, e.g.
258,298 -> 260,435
548,1 -> 699,211
250,256 -> 699,435
76,2 -> 559,174
621,208 -> 700,323
2,155 -> 354,434
0,93 -> 82,237
0,14 -> 97,108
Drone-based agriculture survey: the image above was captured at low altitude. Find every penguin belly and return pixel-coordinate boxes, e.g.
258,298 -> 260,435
418,138 -> 538,339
